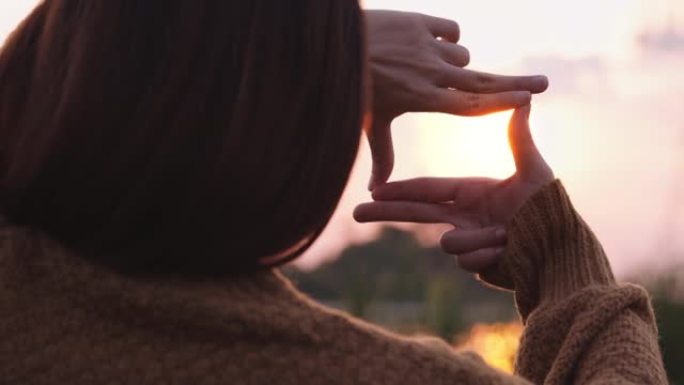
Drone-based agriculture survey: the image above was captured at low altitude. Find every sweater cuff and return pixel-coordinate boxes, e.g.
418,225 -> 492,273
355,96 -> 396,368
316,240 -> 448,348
490,180 -> 616,321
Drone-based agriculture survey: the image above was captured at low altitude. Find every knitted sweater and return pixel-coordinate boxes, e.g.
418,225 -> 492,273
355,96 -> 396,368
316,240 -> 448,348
0,181 -> 668,384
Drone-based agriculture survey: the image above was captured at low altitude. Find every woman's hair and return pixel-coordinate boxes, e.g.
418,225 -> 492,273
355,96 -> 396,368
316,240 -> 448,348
0,0 -> 365,277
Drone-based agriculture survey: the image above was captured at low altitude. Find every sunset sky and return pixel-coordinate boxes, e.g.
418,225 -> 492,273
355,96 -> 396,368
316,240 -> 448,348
1,0 -> 683,278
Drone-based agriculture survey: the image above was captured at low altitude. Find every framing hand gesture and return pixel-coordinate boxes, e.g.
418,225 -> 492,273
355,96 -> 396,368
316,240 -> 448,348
366,10 -> 549,189
355,105 -> 554,273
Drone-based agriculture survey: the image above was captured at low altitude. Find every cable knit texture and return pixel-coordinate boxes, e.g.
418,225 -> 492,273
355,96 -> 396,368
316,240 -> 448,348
0,181 -> 668,384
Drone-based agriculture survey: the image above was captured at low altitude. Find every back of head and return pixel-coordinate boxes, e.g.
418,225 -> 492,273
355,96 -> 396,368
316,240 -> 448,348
0,0 -> 365,277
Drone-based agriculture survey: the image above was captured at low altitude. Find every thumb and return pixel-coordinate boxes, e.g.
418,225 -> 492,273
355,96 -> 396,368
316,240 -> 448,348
367,115 -> 394,190
508,104 -> 546,180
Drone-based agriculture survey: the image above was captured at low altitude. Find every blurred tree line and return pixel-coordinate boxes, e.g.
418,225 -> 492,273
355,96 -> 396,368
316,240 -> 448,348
650,275 -> 684,384
284,227 -> 684,383
285,227 -> 516,339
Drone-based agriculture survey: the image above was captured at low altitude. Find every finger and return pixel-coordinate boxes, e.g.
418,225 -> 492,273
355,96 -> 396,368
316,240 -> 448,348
353,201 -> 451,224
431,89 -> 532,117
440,227 -> 507,255
436,42 -> 470,67
367,115 -> 394,191
440,68 -> 549,94
422,15 -> 460,42
456,247 -> 504,273
372,177 -> 498,203
509,104 -> 544,178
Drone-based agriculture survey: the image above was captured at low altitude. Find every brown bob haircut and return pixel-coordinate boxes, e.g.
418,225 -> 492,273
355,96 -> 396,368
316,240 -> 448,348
0,0 -> 365,277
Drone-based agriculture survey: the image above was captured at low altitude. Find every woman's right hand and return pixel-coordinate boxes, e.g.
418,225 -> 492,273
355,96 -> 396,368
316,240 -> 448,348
354,105 -> 554,274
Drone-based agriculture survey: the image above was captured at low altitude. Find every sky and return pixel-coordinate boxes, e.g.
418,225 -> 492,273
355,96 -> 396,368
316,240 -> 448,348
1,0 -> 683,278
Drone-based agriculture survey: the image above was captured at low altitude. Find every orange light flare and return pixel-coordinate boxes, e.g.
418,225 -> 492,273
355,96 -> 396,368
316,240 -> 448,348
454,321 -> 523,374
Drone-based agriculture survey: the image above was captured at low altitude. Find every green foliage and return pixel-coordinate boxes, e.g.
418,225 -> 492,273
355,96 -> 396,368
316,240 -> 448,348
649,274 -> 684,384
285,227 -> 516,338
424,276 -> 463,337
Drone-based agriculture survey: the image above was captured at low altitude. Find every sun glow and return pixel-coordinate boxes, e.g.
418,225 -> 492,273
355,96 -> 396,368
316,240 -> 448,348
413,111 -> 515,179
455,322 -> 523,373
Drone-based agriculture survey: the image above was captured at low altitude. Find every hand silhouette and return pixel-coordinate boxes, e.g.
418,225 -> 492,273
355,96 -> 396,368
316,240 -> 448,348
366,10 -> 549,189
354,105 -> 554,273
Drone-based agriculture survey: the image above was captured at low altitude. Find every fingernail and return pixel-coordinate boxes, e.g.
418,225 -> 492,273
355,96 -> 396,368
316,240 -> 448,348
532,75 -> 549,91
495,228 -> 507,240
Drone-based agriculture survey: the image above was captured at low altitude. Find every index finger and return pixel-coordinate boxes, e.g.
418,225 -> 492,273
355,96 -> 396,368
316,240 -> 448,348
422,14 -> 460,42
439,68 -> 549,94
353,201 -> 452,224
372,177 -> 499,203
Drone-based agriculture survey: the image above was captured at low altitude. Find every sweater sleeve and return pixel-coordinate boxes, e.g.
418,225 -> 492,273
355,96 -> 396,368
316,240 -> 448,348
483,180 -> 668,384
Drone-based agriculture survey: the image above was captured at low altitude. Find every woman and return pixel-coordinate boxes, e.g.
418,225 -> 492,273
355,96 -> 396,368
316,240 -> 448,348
0,1 -> 666,384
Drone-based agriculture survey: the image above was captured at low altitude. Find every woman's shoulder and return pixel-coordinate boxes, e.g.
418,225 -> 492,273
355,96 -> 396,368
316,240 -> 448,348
256,272 -> 528,384
0,228 -> 525,384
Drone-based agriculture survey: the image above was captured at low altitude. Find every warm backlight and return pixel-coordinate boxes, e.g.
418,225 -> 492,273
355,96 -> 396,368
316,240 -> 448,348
414,111 -> 515,179
455,321 -> 523,373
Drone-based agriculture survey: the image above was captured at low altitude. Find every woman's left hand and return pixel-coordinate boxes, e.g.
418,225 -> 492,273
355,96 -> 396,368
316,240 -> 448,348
354,105 -> 554,274
366,10 -> 549,189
